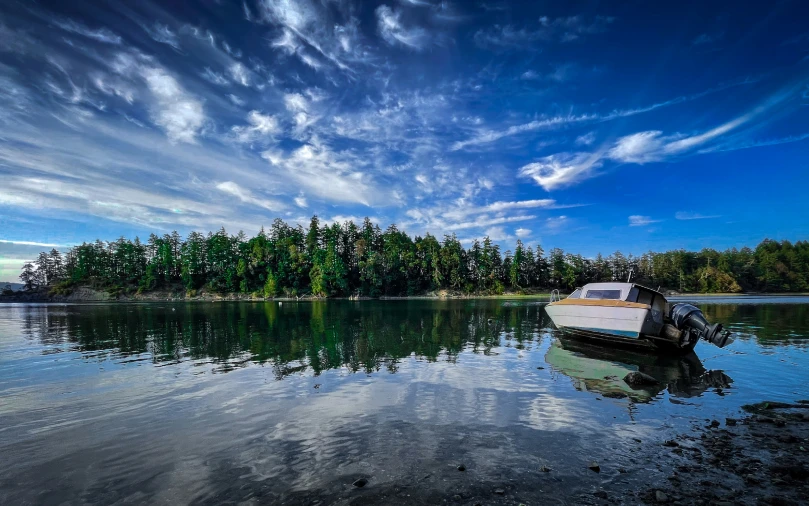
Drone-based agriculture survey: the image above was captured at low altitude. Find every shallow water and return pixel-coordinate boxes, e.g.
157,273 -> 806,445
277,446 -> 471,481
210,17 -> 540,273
1,299 -> 807,504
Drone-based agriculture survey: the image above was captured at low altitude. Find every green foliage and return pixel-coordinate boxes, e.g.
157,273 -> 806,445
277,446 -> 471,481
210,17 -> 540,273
18,217 -> 809,297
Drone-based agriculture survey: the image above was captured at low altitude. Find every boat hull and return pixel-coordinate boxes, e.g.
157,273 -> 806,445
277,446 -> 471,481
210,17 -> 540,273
545,300 -> 695,354
545,301 -> 649,338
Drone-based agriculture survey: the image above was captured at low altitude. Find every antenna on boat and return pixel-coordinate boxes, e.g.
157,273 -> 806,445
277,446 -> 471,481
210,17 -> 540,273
627,268 -> 634,282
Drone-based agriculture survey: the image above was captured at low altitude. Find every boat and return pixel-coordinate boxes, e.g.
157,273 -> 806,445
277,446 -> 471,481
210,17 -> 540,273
544,282 -> 733,354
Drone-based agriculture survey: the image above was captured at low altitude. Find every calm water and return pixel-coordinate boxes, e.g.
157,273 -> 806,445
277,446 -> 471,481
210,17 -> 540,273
1,299 -> 808,505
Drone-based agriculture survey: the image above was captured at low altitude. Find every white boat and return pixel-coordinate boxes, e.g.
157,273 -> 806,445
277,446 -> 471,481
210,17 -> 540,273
544,282 -> 732,353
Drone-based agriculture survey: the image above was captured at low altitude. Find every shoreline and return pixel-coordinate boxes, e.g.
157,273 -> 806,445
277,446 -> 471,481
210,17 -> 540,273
2,286 -> 807,304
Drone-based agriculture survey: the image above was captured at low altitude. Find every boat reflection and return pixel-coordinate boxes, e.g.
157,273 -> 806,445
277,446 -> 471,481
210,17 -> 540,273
545,335 -> 732,402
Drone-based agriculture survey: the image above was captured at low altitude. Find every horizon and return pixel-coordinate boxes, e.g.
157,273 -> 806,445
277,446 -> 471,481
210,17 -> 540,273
1,0 -> 808,280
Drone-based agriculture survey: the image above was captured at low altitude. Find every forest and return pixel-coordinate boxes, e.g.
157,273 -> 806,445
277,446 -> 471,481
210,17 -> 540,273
13,216 -> 809,297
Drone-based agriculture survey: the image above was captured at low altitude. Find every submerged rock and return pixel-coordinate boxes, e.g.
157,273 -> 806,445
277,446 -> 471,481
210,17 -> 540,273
593,490 -> 608,499
663,440 -> 680,448
353,478 -> 368,488
623,371 -> 659,386
588,461 -> 601,473
539,465 -> 551,472
457,464 -> 466,472
655,490 -> 669,502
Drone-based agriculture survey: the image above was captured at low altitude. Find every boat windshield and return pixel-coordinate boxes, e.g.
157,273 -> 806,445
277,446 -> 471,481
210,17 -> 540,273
584,289 -> 622,300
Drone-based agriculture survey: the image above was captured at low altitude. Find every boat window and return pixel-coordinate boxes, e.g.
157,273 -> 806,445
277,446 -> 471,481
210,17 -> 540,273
636,290 -> 655,305
568,288 -> 582,298
584,289 -> 622,300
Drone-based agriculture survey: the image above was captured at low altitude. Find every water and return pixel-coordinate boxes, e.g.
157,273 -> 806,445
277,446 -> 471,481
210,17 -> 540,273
1,299 -> 808,504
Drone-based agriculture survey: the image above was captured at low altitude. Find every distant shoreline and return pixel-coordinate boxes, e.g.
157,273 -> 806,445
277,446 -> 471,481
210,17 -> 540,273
2,286 -> 808,304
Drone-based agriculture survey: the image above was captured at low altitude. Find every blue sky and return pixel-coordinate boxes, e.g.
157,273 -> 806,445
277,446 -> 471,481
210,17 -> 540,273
1,0 -> 808,279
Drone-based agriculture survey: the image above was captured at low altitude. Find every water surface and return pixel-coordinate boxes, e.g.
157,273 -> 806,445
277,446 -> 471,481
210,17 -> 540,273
1,299 -> 807,504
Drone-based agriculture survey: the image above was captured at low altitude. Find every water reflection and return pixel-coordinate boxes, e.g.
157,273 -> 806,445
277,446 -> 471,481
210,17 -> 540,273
17,301 -> 546,376
545,337 -> 732,402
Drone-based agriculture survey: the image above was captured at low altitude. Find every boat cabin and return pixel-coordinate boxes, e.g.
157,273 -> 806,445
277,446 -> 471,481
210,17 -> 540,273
567,283 -> 668,331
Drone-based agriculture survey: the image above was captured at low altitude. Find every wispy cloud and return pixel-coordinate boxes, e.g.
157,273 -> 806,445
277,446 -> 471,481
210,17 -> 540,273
215,181 -> 286,211
231,110 -> 280,143
675,211 -> 721,220
0,239 -> 64,247
53,18 -> 122,45
515,227 -> 531,238
693,32 -> 723,46
474,15 -> 615,50
376,5 -> 430,50
629,215 -> 661,227
143,22 -> 180,49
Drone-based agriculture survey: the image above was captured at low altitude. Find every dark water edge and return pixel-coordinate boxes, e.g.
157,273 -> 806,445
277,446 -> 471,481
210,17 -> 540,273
1,299 -> 808,505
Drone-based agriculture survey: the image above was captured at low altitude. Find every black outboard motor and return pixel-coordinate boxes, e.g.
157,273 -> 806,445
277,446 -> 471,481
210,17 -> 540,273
669,303 -> 733,348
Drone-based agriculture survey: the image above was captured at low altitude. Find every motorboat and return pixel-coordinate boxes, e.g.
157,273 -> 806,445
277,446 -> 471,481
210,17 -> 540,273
544,282 -> 733,354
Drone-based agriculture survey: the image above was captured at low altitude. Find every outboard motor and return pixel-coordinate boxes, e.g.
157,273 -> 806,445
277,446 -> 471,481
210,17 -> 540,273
669,303 -> 733,348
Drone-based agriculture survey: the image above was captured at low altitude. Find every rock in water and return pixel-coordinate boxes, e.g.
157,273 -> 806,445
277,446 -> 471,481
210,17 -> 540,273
588,461 -> 600,473
623,371 -> 659,386
457,464 -> 466,472
539,465 -> 551,472
655,490 -> 668,502
594,490 -> 608,499
494,488 -> 505,495
353,478 -> 368,488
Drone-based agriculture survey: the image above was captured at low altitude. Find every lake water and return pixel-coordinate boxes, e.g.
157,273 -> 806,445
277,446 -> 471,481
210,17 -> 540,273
1,299 -> 808,504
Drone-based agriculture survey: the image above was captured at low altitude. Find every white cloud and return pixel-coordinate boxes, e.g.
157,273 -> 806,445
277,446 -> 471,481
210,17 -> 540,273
229,62 -> 250,86
483,226 -> 511,241
261,142 -> 384,205
607,130 -> 667,163
515,227 -> 531,238
543,215 -> 568,232
215,181 -> 286,211
675,211 -> 721,220
0,239 -> 64,247
376,5 -> 429,50
479,199 -> 556,213
445,214 -> 535,231
144,22 -> 180,49
141,66 -> 205,144
53,19 -> 121,44
228,94 -> 245,106
294,194 -> 308,208
575,131 -> 596,145
520,70 -> 539,80
451,113 -> 595,151
628,215 -> 660,227
518,152 -> 604,191
231,110 -> 280,143
201,67 -> 229,86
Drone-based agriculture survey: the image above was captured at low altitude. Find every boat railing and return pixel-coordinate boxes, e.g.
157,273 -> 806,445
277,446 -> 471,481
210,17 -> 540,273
550,289 -> 561,302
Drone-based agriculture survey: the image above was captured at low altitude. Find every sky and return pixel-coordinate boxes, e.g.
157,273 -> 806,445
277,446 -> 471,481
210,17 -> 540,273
1,0 -> 808,280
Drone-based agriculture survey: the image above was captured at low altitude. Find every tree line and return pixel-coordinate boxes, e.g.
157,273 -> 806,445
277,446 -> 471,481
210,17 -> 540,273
16,216 -> 809,296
